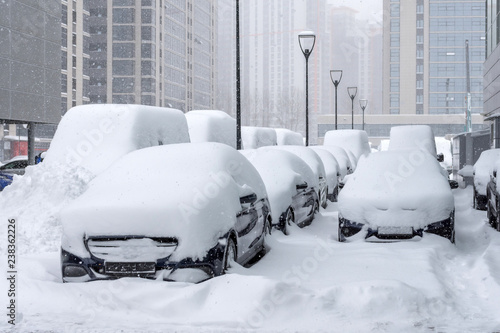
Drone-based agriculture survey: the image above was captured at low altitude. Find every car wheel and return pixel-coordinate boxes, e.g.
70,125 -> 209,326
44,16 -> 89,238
282,208 -> 294,235
223,237 -> 237,273
472,189 -> 477,209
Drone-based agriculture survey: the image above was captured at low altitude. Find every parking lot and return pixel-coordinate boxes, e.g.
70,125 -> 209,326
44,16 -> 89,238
2,186 -> 500,333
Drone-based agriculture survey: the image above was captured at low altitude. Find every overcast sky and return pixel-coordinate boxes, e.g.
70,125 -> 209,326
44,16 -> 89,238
329,0 -> 383,22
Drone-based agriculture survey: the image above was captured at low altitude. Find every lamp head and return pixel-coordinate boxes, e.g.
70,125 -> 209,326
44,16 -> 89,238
359,99 -> 368,110
298,31 -> 316,58
330,70 -> 343,86
347,86 -> 358,99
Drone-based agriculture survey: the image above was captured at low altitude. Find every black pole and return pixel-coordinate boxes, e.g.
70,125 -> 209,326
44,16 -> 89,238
27,122 -> 35,165
236,0 -> 241,150
362,107 -> 365,130
334,85 -> 338,130
305,56 -> 309,146
351,98 -> 354,129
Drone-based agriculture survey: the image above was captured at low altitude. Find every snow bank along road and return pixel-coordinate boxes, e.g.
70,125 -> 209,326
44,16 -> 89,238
1,187 -> 500,333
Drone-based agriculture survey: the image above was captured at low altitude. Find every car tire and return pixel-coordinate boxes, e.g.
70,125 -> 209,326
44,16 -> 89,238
283,208 -> 294,235
223,237 -> 237,273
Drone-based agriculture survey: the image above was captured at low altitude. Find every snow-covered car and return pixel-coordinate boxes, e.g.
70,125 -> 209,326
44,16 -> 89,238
388,125 -> 458,187
323,129 -> 371,163
474,149 -> 500,210
185,110 -> 236,149
0,154 -> 45,190
241,148 -> 318,234
274,128 -> 304,146
60,142 -> 272,283
486,160 -> 500,231
308,147 -> 340,201
242,126 -> 277,149
312,145 -> 353,180
43,104 -> 190,176
270,145 -> 327,209
338,149 -> 455,243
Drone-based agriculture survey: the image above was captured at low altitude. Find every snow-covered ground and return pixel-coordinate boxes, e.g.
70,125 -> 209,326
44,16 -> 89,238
1,187 -> 500,332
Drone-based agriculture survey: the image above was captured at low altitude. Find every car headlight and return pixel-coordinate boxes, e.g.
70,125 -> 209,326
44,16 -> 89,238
339,216 -> 364,238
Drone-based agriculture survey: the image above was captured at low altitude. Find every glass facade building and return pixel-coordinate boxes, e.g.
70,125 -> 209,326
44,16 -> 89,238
384,0 -> 485,118
86,0 -> 216,112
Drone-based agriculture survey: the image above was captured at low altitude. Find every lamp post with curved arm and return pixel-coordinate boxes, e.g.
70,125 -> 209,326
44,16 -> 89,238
347,87 -> 358,129
330,70 -> 343,130
298,31 -> 316,146
359,99 -> 368,131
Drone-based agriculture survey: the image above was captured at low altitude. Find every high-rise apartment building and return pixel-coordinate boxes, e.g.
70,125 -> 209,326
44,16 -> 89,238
86,0 -> 217,112
231,0 -> 327,142
61,0 -> 90,113
382,0 -> 485,133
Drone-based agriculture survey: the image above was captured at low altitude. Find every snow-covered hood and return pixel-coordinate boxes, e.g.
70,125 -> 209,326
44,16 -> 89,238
270,146 -> 325,182
339,150 -> 454,229
61,143 -> 267,261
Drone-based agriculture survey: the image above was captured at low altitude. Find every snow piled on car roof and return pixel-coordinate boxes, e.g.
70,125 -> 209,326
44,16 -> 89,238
61,142 -> 267,261
389,125 -> 437,157
307,148 -> 339,194
241,148 -> 316,223
323,129 -> 371,160
242,126 -> 277,149
44,104 -> 190,175
339,149 -> 454,229
274,128 -> 304,146
185,110 -> 236,149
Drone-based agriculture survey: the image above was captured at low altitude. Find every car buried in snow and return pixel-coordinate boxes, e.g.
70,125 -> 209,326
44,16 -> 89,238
338,149 -> 455,243
241,148 -> 319,234
270,145 -> 328,209
474,149 -> 500,210
61,142 -> 272,283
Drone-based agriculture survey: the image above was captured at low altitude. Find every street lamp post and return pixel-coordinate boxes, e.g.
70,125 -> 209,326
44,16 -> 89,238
359,99 -> 368,131
298,31 -> 316,146
330,70 -> 342,130
347,87 -> 357,129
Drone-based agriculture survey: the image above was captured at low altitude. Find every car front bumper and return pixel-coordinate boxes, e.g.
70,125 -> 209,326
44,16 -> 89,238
61,242 -> 226,283
338,214 -> 454,242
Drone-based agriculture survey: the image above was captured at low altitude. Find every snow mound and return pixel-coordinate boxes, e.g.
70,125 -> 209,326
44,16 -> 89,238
242,126 -> 277,149
185,110 -> 236,149
0,162 -> 93,255
274,128 -> 304,146
61,143 -> 267,261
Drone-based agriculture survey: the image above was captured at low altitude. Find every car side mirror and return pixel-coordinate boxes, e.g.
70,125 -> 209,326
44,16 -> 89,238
449,180 -> 459,189
296,182 -> 308,190
240,193 -> 257,205
437,153 -> 444,162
